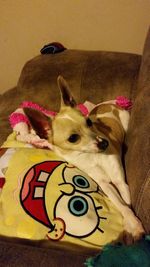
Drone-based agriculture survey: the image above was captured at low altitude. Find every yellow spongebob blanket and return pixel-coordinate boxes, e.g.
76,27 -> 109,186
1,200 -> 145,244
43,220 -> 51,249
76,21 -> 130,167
0,133 -> 123,248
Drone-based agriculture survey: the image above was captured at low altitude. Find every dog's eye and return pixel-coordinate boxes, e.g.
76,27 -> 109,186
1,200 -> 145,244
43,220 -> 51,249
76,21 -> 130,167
68,134 -> 80,143
86,118 -> 93,127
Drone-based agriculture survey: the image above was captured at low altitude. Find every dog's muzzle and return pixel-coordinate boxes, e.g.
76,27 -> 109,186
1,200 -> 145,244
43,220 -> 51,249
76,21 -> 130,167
96,136 -> 109,151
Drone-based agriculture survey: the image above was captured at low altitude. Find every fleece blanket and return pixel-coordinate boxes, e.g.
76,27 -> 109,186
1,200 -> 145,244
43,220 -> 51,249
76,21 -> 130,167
85,236 -> 150,267
0,132 -> 124,249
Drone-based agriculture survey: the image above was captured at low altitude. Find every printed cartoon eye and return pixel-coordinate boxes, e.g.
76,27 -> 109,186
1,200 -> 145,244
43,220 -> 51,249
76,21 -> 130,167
68,134 -> 80,143
54,193 -> 100,237
68,196 -> 88,216
63,167 -> 101,193
86,118 -> 93,127
73,175 -> 89,188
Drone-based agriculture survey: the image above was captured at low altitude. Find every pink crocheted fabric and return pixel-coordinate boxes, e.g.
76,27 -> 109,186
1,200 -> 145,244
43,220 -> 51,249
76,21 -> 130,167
9,101 -> 89,128
77,103 -> 89,116
20,101 -> 57,116
9,97 -> 132,129
9,113 -> 29,128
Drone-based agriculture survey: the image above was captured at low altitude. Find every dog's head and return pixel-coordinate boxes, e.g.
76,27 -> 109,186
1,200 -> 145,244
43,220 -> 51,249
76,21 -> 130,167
24,76 -> 109,153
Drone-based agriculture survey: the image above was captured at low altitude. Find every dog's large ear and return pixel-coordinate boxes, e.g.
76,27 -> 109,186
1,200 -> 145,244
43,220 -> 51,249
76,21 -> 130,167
23,108 -> 52,140
57,76 -> 77,108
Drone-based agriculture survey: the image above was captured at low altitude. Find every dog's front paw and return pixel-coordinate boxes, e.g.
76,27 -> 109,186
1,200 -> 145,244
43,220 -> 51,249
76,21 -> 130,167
123,217 -> 145,244
31,139 -> 53,150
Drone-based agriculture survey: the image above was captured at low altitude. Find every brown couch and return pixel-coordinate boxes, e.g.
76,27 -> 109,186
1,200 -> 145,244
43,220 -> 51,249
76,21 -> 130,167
0,27 -> 149,266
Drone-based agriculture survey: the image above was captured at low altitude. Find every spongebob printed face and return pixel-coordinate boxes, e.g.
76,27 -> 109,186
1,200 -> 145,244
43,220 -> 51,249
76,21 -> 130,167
46,164 -> 106,239
20,160 -> 107,243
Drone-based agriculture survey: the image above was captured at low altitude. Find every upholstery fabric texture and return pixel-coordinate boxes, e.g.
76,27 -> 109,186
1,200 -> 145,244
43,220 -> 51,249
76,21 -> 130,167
125,27 -> 150,232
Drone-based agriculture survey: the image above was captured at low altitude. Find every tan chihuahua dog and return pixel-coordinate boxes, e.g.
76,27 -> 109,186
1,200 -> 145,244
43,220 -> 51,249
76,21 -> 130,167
24,76 -> 144,243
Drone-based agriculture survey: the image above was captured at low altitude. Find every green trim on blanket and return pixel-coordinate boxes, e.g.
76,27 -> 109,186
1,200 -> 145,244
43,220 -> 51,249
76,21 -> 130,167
85,235 -> 150,267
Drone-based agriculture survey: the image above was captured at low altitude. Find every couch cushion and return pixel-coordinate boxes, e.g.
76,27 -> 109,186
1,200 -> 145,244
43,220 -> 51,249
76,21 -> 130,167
0,237 -> 97,267
125,27 -> 150,233
18,50 -> 141,105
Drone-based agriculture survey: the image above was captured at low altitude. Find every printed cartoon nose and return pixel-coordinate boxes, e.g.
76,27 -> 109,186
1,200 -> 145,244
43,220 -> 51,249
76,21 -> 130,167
97,137 -> 109,151
59,183 -> 75,195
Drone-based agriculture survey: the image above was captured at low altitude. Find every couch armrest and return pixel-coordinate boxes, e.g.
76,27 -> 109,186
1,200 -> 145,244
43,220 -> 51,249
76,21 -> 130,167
125,27 -> 150,233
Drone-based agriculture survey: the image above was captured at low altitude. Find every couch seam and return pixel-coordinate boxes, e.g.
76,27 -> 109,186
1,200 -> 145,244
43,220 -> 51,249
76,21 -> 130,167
130,57 -> 141,100
80,54 -> 90,99
135,168 -> 150,215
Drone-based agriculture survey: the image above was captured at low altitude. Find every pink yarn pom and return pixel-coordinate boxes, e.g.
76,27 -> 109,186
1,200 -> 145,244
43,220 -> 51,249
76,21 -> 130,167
77,104 -> 89,116
116,96 -> 132,110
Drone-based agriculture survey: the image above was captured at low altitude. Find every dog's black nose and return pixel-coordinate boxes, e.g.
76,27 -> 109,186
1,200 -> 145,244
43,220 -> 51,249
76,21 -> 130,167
97,138 -> 109,151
